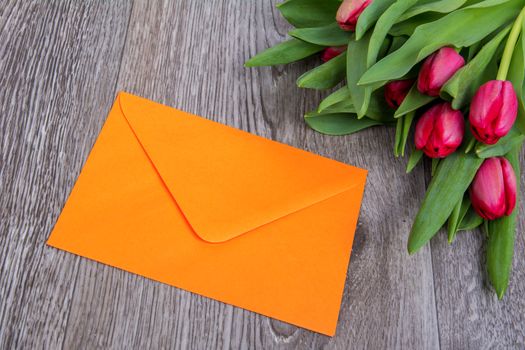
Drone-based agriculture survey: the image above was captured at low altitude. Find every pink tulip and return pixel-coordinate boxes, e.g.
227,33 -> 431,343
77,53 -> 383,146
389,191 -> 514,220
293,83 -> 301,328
321,46 -> 346,62
470,157 -> 517,220
469,80 -> 518,145
415,102 -> 465,158
384,79 -> 414,109
417,47 -> 465,96
336,0 -> 372,31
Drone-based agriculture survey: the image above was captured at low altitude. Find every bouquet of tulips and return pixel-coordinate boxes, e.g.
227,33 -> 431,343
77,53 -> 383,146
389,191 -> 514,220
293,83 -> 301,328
246,0 -> 525,298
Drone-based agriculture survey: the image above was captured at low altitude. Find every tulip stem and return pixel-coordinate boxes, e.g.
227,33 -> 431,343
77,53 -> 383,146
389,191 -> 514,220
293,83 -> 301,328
464,138 -> 477,154
497,6 -> 525,80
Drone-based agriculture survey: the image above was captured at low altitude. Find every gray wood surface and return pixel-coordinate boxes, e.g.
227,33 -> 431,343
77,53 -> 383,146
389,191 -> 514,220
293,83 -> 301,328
0,1 -> 523,349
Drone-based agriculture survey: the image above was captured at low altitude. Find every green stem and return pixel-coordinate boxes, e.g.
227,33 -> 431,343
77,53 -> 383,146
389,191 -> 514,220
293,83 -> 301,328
483,219 -> 489,237
431,158 -> 440,176
497,6 -> 525,80
464,138 -> 477,154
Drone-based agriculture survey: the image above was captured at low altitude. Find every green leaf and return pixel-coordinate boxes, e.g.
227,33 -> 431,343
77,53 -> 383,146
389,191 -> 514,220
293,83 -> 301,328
508,27 -> 525,133
363,89 -> 395,122
447,195 -> 482,243
245,38 -> 323,67
304,112 -> 382,135
394,115 -> 404,156
468,41 -> 483,61
297,52 -> 347,89
362,0 -> 417,118
476,128 -> 525,158
447,196 -> 465,243
441,26 -> 510,109
289,22 -> 353,46
408,151 -> 484,254
394,111 -> 415,157
431,158 -> 440,176
398,0 -> 468,22
406,148 -> 423,173
462,122 -> 477,153
318,86 -> 351,112
457,207 -> 483,231
355,0 -> 396,40
347,33 -> 373,118
318,86 -> 393,121
368,0 -> 419,68
487,145 -> 521,299
394,85 -> 435,118
522,18 -> 525,77
359,0 -> 523,85
276,0 -> 341,28
379,36 -> 393,59
388,36 -> 408,54
389,13 -> 444,36
400,111 -> 415,156
321,99 -> 356,114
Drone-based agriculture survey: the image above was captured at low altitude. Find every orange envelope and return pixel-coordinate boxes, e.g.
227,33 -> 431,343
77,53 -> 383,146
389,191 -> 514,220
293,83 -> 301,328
47,92 -> 367,336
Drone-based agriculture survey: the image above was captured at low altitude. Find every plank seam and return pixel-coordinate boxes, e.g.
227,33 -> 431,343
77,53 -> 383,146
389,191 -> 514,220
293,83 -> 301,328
429,244 -> 443,350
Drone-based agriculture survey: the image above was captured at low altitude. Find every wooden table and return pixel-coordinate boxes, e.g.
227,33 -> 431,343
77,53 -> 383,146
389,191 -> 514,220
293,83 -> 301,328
1,1 -> 524,348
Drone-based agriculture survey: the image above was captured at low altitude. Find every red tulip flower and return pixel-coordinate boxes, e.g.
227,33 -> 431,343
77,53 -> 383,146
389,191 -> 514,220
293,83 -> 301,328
469,80 -> 518,145
415,102 -> 465,158
470,157 -> 517,220
384,79 -> 414,109
336,0 -> 372,31
321,46 -> 346,62
417,47 -> 465,96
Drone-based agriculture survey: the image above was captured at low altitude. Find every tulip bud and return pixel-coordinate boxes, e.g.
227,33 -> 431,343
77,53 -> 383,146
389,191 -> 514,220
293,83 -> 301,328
321,46 -> 346,62
414,102 -> 465,158
470,157 -> 516,220
336,0 -> 372,31
384,79 -> 414,109
469,80 -> 518,145
417,47 -> 465,96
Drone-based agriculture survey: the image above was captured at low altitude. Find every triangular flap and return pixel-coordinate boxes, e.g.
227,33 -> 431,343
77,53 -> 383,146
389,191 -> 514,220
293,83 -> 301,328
117,92 -> 367,242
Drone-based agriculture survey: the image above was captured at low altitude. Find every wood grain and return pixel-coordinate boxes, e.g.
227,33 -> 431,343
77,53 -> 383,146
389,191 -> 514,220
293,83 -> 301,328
0,1 -> 132,349
0,0 -> 523,349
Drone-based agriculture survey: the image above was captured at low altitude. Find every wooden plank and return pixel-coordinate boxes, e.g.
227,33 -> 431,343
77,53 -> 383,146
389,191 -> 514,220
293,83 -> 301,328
0,1 -> 132,349
430,151 -> 525,349
62,0 -> 440,348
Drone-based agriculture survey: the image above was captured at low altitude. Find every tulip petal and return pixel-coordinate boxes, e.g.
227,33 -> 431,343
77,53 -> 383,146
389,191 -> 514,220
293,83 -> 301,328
417,47 -> 465,96
336,0 -> 372,31
436,103 -> 464,149
500,157 -> 517,216
321,46 -> 346,62
428,48 -> 465,96
469,80 -> 517,144
416,102 -> 463,158
414,106 -> 436,150
493,81 -> 518,137
384,79 -> 414,109
417,53 -> 435,94
470,158 -> 506,220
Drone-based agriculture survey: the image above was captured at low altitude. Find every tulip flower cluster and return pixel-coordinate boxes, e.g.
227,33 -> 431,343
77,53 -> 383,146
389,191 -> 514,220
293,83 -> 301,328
398,49 -> 518,220
386,47 -> 519,222
247,0 -> 525,298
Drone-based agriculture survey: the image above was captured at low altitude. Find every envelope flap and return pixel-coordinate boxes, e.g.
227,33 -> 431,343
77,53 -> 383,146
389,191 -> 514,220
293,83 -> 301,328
117,92 -> 367,243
